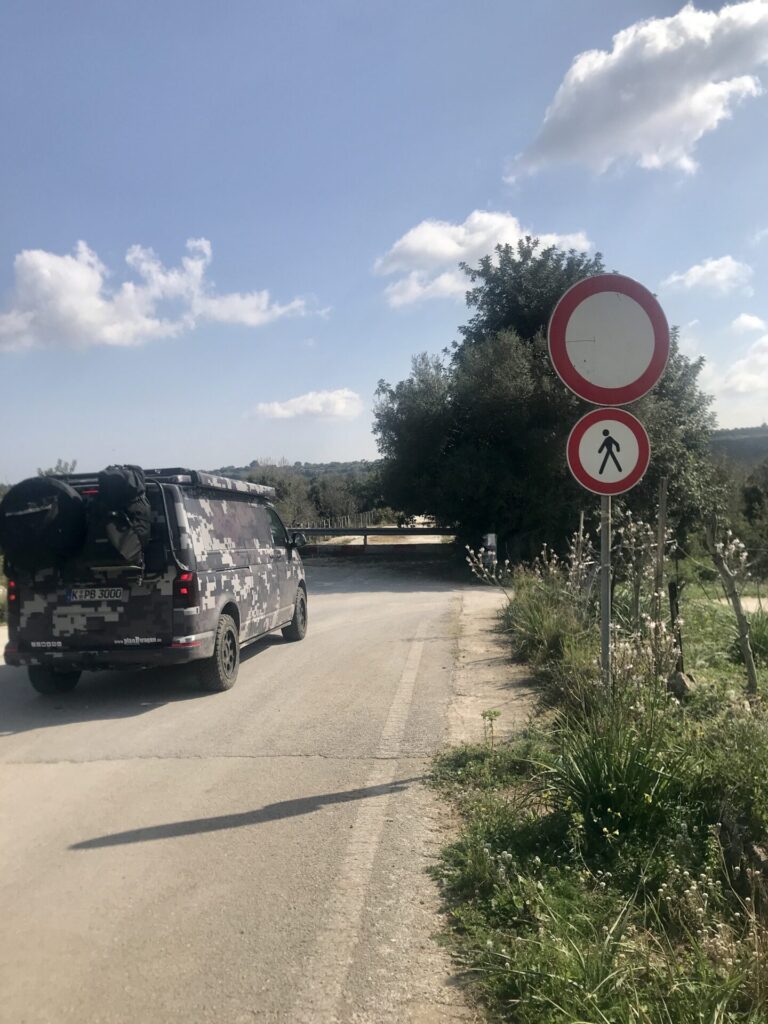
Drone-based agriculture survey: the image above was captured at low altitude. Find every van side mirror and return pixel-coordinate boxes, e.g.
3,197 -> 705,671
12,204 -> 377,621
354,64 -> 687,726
291,532 -> 308,548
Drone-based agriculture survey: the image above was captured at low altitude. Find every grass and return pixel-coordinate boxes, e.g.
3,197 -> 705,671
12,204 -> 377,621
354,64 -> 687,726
432,564 -> 768,1023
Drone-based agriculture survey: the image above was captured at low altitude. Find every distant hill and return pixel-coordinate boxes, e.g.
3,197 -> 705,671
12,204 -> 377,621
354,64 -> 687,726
711,426 -> 768,468
213,459 -> 380,480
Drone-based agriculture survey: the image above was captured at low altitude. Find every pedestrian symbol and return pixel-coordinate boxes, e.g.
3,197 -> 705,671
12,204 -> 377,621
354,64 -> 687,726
566,408 -> 650,496
598,429 -> 622,475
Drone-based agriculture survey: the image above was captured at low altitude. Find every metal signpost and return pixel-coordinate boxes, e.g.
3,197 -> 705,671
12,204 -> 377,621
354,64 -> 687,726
548,274 -> 669,688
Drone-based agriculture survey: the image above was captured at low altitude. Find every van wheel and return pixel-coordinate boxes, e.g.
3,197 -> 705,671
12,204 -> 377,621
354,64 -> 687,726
198,614 -> 240,692
28,667 -> 81,695
282,588 -> 308,642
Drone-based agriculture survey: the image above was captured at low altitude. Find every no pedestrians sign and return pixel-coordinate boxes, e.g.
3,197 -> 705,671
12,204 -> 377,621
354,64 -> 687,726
566,408 -> 650,496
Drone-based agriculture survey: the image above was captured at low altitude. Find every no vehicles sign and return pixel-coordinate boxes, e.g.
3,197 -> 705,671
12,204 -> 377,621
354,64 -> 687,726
567,408 -> 650,496
548,274 -> 669,406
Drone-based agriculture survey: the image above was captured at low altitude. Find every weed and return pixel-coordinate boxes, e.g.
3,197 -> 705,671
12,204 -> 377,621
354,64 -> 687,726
481,708 -> 501,750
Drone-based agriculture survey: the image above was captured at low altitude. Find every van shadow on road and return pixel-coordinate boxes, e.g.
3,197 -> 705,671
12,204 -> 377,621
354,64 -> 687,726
70,776 -> 422,850
0,635 -> 282,737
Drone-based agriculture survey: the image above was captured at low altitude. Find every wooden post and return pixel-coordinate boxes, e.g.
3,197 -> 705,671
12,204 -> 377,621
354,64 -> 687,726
668,578 -> 685,672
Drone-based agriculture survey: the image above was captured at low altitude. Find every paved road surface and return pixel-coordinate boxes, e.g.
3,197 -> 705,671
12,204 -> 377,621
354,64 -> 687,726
0,562 -> 470,1024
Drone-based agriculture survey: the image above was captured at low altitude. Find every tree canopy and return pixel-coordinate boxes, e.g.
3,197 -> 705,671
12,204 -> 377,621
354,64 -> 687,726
374,237 -> 716,555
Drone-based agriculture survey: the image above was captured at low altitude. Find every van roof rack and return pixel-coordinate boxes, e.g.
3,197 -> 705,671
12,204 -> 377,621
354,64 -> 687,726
51,468 -> 276,501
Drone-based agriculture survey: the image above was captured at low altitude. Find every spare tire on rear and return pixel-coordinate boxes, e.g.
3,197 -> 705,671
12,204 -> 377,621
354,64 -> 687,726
0,476 -> 87,571
93,464 -> 152,564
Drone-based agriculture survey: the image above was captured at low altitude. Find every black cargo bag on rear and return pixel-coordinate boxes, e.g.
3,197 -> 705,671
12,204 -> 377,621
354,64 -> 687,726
0,477 -> 88,572
93,465 -> 152,565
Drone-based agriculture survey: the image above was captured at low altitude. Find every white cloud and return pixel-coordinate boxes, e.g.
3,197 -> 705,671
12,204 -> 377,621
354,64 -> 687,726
253,388 -> 363,421
384,270 -> 467,308
0,238 -> 307,351
751,226 -> 768,244
718,334 -> 768,395
661,255 -> 753,294
517,1 -> 768,176
732,312 -> 767,332
376,210 -> 591,307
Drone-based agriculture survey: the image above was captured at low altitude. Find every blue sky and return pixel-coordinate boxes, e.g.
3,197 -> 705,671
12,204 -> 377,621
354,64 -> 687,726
1,0 -> 767,482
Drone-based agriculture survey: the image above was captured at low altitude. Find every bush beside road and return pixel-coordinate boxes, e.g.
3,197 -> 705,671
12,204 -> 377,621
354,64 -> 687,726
431,561 -> 768,1023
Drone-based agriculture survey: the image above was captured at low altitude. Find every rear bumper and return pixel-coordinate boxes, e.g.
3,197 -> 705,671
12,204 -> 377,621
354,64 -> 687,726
4,631 -> 215,671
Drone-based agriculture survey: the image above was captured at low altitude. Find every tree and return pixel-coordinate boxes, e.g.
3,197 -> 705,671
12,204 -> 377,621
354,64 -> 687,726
247,463 -> 316,525
38,459 -> 77,477
457,237 -> 606,348
310,474 -> 358,520
374,237 -> 716,555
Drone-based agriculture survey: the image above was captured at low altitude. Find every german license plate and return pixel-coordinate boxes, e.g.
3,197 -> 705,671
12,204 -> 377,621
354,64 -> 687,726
67,587 -> 126,603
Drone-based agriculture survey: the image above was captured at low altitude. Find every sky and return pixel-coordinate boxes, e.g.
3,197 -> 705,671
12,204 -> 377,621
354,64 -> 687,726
1,0 -> 768,482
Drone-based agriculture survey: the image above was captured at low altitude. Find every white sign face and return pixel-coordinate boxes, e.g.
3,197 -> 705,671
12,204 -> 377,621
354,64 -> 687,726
567,408 -> 651,496
565,291 -> 655,389
577,417 -> 639,484
548,274 -> 670,406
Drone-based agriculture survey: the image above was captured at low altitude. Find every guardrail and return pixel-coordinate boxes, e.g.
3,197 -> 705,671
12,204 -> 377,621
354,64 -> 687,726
294,526 -> 455,548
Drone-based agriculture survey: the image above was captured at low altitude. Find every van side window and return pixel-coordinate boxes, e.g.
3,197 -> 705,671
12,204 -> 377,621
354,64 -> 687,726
266,507 -> 289,548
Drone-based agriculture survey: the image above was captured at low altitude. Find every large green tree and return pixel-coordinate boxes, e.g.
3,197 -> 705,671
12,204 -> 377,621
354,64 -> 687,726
374,237 -> 716,554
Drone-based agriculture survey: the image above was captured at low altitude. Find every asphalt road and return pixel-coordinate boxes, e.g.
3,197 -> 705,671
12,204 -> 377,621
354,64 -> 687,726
0,562 -> 470,1024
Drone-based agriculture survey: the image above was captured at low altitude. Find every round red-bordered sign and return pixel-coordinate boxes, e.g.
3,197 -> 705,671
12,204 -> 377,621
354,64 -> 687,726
548,274 -> 669,406
567,408 -> 651,496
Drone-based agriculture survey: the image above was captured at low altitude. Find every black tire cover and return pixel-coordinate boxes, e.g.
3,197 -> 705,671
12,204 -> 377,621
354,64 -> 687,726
0,476 -> 87,571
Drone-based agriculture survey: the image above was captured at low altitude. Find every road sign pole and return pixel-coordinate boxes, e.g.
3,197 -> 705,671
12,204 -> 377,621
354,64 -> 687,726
601,494 -> 611,691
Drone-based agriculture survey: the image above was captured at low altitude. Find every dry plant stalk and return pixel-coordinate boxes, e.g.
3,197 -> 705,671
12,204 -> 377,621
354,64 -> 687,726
705,516 -> 759,699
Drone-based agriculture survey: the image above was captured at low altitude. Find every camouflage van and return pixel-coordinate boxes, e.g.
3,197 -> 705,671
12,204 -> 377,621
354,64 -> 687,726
1,467 -> 308,694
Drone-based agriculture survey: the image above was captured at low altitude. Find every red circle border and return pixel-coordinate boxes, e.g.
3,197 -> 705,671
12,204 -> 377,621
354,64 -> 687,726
567,408 -> 651,496
548,274 -> 669,406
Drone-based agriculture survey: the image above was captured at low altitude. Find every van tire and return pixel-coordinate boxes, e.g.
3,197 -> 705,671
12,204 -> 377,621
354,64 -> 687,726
198,614 -> 239,692
28,667 -> 81,695
282,587 -> 308,642
0,477 -> 87,571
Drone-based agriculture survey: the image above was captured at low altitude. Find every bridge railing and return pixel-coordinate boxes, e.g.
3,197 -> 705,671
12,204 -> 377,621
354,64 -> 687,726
293,526 -> 456,548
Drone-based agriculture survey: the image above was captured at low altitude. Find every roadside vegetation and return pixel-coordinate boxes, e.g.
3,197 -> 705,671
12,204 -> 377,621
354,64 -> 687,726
373,238 -> 716,556
432,533 -> 768,1023
217,457 -> 392,528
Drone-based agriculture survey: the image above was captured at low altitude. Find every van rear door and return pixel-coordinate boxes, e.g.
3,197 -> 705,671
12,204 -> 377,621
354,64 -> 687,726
17,483 -> 177,655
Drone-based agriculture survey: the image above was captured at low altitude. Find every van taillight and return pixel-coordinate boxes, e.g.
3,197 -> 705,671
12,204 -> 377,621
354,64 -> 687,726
173,571 -> 199,608
7,580 -> 19,623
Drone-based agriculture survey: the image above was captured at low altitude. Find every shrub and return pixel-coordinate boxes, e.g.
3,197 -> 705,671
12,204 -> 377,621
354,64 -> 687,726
502,571 -> 593,668
541,699 -> 683,854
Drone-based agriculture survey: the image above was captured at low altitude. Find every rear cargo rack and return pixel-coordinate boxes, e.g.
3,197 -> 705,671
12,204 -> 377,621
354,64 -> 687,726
50,468 -> 276,501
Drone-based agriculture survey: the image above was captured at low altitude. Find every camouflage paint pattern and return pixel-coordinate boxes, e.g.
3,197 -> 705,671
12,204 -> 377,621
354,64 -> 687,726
4,471 -> 304,671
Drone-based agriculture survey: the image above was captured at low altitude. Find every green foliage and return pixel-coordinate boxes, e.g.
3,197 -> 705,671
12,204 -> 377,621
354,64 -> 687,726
503,571 -> 593,667
458,236 -> 606,347
37,458 -> 77,476
374,238 -> 716,554
432,557 -> 768,1022
431,734 -> 546,791
247,462 -> 317,524
543,701 -> 682,850
739,458 -> 768,577
244,458 -> 388,525
711,426 -> 768,470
